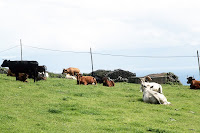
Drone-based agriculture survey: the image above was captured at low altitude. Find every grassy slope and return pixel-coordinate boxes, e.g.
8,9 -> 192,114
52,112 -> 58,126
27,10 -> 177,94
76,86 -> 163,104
0,74 -> 199,133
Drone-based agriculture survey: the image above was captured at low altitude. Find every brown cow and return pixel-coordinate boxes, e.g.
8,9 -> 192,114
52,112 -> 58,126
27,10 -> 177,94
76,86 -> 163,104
76,73 -> 97,85
7,69 -> 16,76
7,69 -> 28,82
187,77 -> 200,89
7,69 -> 45,81
103,77 -> 115,87
62,67 -> 80,76
18,73 -> 29,82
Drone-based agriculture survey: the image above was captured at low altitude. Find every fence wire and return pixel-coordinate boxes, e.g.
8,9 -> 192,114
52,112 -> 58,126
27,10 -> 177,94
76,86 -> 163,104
0,44 -> 198,58
23,45 -> 197,58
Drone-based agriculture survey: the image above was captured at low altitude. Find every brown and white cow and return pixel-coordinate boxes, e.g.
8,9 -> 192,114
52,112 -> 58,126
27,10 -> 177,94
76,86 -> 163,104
187,76 -> 200,89
76,73 -> 97,85
62,67 -> 80,76
102,77 -> 115,87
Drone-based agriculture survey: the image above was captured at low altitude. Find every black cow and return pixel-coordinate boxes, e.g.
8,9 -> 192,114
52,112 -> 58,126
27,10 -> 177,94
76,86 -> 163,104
38,65 -> 47,73
1,60 -> 39,82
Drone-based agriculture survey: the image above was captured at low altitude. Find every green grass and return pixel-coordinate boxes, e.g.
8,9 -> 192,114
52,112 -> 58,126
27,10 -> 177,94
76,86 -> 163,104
0,74 -> 199,133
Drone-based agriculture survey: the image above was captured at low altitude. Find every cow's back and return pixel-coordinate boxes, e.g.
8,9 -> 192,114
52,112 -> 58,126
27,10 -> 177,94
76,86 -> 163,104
79,76 -> 96,85
9,61 -> 38,73
69,67 -> 80,72
191,80 -> 200,89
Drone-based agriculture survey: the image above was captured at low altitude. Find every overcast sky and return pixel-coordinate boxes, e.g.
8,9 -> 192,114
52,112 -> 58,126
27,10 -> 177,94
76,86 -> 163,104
0,0 -> 200,83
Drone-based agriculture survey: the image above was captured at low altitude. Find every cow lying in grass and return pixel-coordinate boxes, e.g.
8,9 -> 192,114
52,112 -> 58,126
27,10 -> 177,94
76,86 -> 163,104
7,69 -> 47,81
102,77 -> 115,87
7,69 -> 28,82
76,73 -> 97,85
142,84 -> 171,105
36,72 -> 47,81
7,69 -> 16,76
140,76 -> 163,94
18,73 -> 29,82
65,74 -> 77,80
187,76 -> 200,89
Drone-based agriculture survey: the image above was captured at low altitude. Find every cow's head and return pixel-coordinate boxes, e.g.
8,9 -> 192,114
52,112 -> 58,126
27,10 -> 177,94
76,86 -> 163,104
187,76 -> 195,84
76,73 -> 82,80
62,69 -> 68,74
1,60 -> 9,67
145,76 -> 152,82
142,84 -> 154,91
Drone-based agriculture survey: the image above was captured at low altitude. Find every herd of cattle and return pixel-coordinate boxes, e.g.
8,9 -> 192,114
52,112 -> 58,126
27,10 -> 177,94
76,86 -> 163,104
62,67 -> 114,87
1,60 -> 200,105
1,60 -> 48,82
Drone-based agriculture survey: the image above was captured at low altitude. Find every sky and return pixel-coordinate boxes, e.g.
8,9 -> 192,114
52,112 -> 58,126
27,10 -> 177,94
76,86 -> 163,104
0,0 -> 200,84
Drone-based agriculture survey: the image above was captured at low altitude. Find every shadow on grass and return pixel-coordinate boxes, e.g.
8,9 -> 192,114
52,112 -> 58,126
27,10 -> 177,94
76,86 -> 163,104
137,98 -> 143,102
48,109 -> 62,114
147,127 -> 168,133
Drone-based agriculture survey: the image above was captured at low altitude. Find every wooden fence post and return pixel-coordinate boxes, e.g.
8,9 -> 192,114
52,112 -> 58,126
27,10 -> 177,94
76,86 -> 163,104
90,48 -> 94,76
20,39 -> 22,61
197,50 -> 200,76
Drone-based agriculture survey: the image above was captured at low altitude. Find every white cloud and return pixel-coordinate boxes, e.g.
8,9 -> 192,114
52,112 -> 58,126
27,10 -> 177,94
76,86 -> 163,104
0,0 -> 200,52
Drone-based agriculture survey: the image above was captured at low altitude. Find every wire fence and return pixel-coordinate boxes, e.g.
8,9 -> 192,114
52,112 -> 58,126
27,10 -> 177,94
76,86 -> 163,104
0,44 -> 198,58
23,45 -> 197,58
0,45 -> 19,54
0,44 -> 199,84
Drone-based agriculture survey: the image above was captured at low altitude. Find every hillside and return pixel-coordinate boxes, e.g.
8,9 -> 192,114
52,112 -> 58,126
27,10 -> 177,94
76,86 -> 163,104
0,74 -> 199,132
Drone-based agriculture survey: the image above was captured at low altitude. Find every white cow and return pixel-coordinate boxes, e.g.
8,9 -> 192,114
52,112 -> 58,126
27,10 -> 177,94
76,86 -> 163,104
142,84 -> 171,105
44,72 -> 49,78
65,74 -> 77,80
140,76 -> 163,94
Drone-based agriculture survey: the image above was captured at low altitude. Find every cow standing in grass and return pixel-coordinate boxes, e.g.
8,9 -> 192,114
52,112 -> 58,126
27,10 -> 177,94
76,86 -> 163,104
62,67 -> 80,76
1,60 -> 38,82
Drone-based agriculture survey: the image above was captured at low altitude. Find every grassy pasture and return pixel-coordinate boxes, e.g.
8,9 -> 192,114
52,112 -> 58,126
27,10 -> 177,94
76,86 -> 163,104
0,74 -> 199,133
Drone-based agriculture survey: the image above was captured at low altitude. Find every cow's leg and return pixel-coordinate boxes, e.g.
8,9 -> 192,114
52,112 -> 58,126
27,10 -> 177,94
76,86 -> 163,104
15,73 -> 19,81
34,71 -> 37,82
77,80 -> 80,85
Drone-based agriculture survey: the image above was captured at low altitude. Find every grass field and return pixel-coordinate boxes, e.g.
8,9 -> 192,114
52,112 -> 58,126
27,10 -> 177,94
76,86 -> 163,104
0,74 -> 199,133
